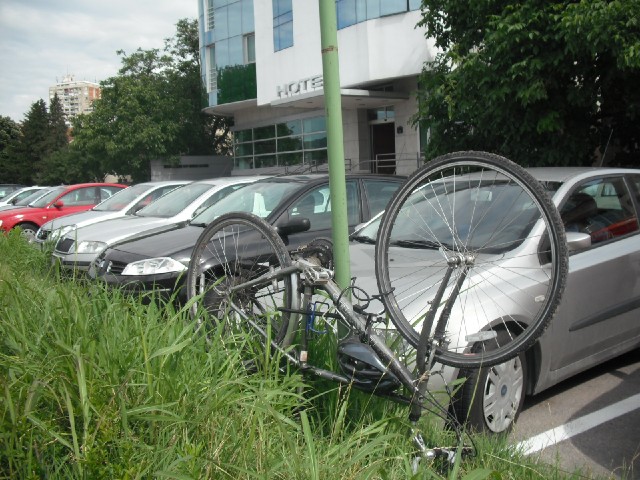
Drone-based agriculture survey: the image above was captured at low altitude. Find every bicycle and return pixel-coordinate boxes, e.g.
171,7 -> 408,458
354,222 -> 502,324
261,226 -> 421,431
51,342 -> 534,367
185,151 -> 569,466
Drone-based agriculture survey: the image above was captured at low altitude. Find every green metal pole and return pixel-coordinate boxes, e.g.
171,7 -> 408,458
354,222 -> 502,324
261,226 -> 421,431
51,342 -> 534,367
318,0 -> 351,297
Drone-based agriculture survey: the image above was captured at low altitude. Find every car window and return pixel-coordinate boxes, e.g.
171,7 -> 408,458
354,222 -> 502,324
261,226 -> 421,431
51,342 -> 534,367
560,176 -> 638,247
362,179 -> 402,217
99,187 -> 123,202
287,181 -> 359,230
192,184 -> 248,218
136,183 -> 212,218
60,187 -> 99,206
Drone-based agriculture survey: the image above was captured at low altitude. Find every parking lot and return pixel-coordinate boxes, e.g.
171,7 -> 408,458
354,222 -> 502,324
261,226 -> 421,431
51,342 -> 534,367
511,349 -> 640,479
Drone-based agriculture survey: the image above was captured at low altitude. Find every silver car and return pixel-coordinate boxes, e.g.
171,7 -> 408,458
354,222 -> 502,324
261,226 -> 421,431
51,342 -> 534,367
51,177 -> 264,272
349,166 -> 640,434
33,180 -> 188,246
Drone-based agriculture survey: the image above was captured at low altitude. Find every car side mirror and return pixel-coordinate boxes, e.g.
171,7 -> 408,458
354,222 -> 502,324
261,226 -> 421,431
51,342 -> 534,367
53,200 -> 64,209
275,217 -> 311,237
566,231 -> 591,252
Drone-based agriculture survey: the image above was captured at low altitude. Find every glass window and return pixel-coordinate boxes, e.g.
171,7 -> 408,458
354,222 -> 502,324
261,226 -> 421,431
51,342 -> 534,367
277,136 -> 303,152
244,33 -> 256,63
277,119 -> 302,136
303,132 -> 327,149
235,142 -> 253,156
287,181 -> 358,230
241,0 -> 254,33
381,0 -> 405,16
31,186 -> 65,208
60,187 -> 98,206
236,129 -> 253,142
337,0 -> 357,29
216,39 -> 230,67
228,35 -> 243,65
227,1 -> 242,37
255,155 -> 277,168
303,116 -> 326,133
214,6 -> 229,40
254,125 -> 275,140
409,0 -> 421,10
273,0 -> 293,51
254,139 -> 277,155
278,152 -> 303,166
136,183 -> 211,218
560,177 -> 638,246
363,179 -> 401,217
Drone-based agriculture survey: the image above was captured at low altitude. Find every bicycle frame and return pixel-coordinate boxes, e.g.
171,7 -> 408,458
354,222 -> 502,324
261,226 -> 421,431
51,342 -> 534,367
224,255 -> 438,413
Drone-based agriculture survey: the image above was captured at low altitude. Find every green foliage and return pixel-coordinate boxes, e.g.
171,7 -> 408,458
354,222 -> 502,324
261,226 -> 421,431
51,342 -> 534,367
72,18 -> 232,182
0,116 -> 22,182
416,0 -> 640,167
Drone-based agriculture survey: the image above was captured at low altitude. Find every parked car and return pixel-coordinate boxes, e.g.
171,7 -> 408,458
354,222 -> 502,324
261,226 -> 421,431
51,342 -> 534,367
0,184 -> 25,200
0,187 -> 57,213
34,180 -> 188,246
0,183 -> 127,240
89,174 -> 405,302
0,186 -> 47,207
51,177 -> 264,272
346,166 -> 640,434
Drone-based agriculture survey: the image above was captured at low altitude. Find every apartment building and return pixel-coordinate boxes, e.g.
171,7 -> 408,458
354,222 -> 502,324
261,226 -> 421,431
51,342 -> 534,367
49,75 -> 101,124
198,0 -> 436,175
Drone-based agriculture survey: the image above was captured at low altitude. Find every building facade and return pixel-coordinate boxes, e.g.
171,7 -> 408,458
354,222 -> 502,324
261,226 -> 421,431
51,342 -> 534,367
198,0 -> 436,175
49,75 -> 101,124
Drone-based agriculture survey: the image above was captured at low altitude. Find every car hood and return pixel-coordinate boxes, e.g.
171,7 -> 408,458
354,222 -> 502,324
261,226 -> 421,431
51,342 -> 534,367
60,215 -> 184,246
43,210 -> 113,230
107,224 -> 203,261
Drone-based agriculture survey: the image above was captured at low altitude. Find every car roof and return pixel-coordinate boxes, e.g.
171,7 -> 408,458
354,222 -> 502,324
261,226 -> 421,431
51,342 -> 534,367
527,166 -> 640,183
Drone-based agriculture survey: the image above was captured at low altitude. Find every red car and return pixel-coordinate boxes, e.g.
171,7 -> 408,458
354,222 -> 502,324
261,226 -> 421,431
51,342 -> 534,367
0,183 -> 127,241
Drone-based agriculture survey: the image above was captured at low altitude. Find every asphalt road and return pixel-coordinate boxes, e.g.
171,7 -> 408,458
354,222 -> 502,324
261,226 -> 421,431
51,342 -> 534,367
510,349 -> 640,479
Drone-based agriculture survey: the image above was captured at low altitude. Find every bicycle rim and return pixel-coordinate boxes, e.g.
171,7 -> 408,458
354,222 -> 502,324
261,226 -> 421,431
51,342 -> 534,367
375,151 -> 568,368
187,212 -> 299,348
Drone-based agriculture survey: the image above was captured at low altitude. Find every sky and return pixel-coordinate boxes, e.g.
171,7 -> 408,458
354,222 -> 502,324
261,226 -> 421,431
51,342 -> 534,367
0,0 -> 199,123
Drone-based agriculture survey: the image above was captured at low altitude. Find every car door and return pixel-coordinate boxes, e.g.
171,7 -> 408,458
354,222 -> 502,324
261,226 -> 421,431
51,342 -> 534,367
40,186 -> 100,223
544,173 -> 640,379
275,180 -> 360,249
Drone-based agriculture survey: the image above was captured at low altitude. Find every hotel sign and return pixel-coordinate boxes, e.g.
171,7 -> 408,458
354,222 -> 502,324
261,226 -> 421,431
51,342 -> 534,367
276,75 -> 323,98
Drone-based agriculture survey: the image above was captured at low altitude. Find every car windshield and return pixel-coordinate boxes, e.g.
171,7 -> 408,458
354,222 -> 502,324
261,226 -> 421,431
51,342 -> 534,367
135,182 -> 211,218
29,186 -> 66,208
14,188 -> 52,206
93,184 -> 151,212
354,179 -> 561,253
191,180 -> 304,225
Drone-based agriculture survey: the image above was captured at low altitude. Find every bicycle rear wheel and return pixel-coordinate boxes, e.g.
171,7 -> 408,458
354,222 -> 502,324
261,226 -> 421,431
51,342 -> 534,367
375,151 -> 568,368
186,212 -> 299,348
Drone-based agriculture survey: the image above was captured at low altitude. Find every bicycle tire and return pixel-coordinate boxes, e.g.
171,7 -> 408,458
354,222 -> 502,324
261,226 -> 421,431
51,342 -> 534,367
186,212 -> 299,348
375,151 -> 568,368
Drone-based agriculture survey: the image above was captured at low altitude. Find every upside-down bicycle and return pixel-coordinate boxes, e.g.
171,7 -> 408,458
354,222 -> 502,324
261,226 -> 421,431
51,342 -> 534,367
185,151 -> 569,466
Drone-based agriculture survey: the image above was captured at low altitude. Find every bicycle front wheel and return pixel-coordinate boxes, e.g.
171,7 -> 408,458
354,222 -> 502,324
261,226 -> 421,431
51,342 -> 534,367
375,151 -> 568,368
186,212 -> 300,348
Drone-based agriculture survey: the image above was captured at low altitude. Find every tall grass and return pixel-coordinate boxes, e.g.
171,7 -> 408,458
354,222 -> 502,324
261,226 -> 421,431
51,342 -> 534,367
0,231 -> 606,479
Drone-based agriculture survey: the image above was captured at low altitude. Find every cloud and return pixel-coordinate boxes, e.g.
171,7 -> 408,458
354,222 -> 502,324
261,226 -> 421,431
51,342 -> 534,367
0,0 -> 198,122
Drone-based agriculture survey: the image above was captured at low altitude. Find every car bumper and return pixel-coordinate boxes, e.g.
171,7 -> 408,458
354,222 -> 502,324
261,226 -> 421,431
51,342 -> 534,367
92,270 -> 188,304
51,252 -> 97,272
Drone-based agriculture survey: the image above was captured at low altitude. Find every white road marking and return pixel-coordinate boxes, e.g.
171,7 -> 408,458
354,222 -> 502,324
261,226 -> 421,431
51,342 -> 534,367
517,393 -> 640,455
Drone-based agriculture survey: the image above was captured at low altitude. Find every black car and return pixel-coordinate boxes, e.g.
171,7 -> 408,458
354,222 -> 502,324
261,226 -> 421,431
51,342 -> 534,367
90,174 -> 405,302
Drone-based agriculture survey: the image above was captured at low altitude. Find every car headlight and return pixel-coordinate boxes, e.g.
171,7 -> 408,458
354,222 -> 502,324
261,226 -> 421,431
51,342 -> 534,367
121,257 -> 188,276
75,240 -> 107,254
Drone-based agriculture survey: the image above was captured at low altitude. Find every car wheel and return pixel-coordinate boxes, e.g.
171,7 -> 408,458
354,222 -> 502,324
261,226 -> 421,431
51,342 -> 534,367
17,223 -> 38,242
451,330 -> 527,434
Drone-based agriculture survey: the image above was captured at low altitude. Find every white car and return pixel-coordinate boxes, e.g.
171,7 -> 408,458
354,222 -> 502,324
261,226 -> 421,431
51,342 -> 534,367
349,166 -> 640,434
33,180 -> 188,246
51,177 -> 265,272
0,186 -> 47,208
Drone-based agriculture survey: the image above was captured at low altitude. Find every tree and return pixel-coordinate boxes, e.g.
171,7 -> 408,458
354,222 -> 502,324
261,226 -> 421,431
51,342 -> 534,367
0,116 -> 22,182
16,99 -> 50,183
415,0 -> 640,167
73,18 -> 231,182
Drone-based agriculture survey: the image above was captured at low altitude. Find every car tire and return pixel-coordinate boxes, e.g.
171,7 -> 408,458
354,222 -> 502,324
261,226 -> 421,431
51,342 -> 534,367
16,223 -> 39,242
451,330 -> 527,434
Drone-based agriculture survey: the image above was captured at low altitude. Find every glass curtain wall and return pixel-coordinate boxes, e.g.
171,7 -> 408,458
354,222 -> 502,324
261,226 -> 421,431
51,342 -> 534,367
206,0 -> 256,105
336,0 -> 421,29
234,116 -> 327,169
